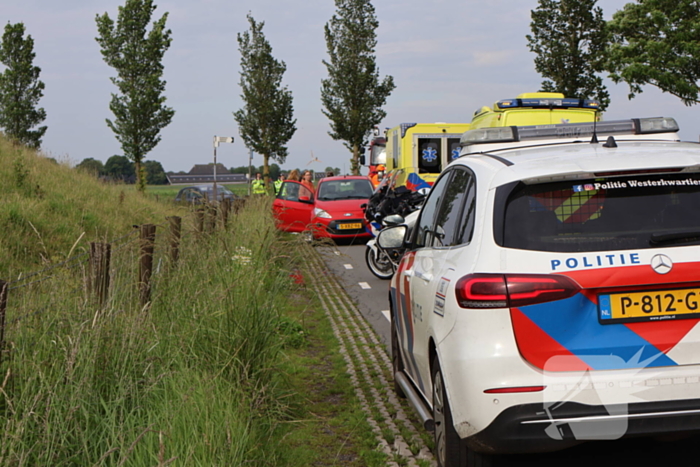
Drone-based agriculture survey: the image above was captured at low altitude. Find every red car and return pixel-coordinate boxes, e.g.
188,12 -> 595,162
273,175 -> 374,240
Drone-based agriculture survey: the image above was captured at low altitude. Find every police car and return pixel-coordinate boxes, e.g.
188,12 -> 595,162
377,117 -> 700,466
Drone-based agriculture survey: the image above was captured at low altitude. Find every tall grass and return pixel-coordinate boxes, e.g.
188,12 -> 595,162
0,137 -> 185,278
0,191 -> 307,465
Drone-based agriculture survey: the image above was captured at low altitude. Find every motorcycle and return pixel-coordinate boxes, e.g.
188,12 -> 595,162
362,171 -> 428,279
365,210 -> 418,279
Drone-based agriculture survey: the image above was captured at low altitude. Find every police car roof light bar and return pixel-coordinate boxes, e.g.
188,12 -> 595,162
460,117 -> 679,146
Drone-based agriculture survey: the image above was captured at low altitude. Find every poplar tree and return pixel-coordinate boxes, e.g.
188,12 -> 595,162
607,0 -> 700,106
321,0 -> 395,175
234,14 -> 296,190
95,0 -> 174,192
526,0 -> 610,110
0,22 -> 47,149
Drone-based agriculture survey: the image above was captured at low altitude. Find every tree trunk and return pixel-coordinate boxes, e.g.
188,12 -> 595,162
352,144 -> 359,176
135,159 -> 146,193
263,153 -> 271,194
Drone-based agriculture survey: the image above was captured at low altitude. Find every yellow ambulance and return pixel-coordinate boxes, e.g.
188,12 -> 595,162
384,122 -> 471,190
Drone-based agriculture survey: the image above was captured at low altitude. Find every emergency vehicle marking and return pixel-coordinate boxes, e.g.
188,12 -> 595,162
406,173 -> 432,191
421,147 -> 438,163
532,189 -> 604,224
434,277 -> 450,316
511,262 -> 700,371
392,252 -> 425,392
551,253 -> 641,271
451,147 -> 461,160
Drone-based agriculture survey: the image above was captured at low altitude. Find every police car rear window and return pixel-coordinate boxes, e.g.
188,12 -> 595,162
499,173 -> 700,252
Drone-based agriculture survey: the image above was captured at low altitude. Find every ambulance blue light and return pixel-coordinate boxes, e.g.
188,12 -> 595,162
495,98 -> 600,110
400,123 -> 417,138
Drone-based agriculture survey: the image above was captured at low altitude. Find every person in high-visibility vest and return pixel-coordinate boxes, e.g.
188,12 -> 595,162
252,172 -> 266,195
274,173 -> 286,195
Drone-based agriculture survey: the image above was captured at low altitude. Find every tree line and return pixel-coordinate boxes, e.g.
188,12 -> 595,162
1,0 -> 699,189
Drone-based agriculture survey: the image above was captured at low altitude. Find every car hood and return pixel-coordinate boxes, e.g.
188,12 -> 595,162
314,198 -> 368,216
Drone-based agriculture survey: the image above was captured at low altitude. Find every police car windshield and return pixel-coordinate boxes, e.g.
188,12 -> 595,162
499,172 -> 700,252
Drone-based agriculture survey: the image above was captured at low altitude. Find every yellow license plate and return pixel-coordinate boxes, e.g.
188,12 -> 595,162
599,287 -> 700,323
338,222 -> 362,230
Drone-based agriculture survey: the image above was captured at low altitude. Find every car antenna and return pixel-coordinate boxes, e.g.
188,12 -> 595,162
590,110 -> 599,144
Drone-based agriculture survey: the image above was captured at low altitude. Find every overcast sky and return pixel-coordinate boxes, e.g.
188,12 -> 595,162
3,0 -> 699,174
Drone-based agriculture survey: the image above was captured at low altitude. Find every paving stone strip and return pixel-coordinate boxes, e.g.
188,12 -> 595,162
303,246 -> 437,467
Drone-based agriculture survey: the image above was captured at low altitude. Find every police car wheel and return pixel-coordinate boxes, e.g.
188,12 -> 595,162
365,246 -> 394,279
391,321 -> 406,398
432,357 -> 493,467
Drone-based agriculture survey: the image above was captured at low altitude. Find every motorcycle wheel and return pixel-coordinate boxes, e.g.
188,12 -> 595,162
365,246 -> 395,280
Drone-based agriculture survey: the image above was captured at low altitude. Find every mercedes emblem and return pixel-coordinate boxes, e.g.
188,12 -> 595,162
650,254 -> 673,275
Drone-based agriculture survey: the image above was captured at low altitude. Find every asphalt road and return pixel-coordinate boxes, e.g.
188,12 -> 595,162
316,241 -> 698,467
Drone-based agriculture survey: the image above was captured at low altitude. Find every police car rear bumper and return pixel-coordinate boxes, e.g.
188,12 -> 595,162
467,398 -> 700,454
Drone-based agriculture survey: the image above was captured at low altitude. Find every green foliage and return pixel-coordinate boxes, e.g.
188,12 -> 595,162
13,155 -> 29,187
321,0 -> 395,175
144,159 -> 167,184
76,157 -> 105,176
105,154 -> 135,181
0,22 -> 47,148
607,0 -> 700,106
234,15 -> 297,185
95,0 -> 175,192
526,0 -> 610,110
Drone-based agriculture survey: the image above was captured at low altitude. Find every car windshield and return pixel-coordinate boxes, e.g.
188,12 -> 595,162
498,172 -> 700,252
317,179 -> 374,201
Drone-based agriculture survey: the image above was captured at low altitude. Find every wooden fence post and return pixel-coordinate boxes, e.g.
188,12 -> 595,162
233,198 -> 246,215
89,242 -> 111,307
167,216 -> 181,267
207,204 -> 217,233
221,198 -> 231,228
139,224 -> 157,308
0,280 -> 7,365
195,208 -> 205,235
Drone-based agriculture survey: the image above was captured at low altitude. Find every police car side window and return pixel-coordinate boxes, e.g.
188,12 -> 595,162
455,170 -> 476,245
414,171 -> 452,248
433,168 -> 474,247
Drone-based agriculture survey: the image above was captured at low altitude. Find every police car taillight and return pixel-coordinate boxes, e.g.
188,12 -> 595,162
455,274 -> 580,308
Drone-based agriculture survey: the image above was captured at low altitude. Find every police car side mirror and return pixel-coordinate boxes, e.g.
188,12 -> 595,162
359,154 -> 366,166
377,225 -> 407,249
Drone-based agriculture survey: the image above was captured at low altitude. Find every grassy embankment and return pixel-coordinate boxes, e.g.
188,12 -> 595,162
0,138 -> 385,466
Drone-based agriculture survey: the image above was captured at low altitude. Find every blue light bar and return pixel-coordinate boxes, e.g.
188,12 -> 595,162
495,98 -> 600,110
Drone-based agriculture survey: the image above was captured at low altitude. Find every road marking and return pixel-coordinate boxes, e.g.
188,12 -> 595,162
382,310 -> 391,322
359,282 -> 371,289
344,264 -> 353,269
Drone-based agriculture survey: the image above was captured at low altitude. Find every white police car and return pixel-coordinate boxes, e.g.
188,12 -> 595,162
377,117 -> 700,466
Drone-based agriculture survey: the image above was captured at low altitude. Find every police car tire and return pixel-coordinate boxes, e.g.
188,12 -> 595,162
432,357 -> 493,467
365,246 -> 394,280
391,321 -> 406,398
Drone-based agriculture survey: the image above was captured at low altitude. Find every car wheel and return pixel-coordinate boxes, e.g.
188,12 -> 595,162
432,356 -> 493,467
391,319 -> 406,398
365,245 -> 394,280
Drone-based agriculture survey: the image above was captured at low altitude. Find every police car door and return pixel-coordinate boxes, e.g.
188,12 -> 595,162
405,167 -> 478,390
402,170 -> 453,386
